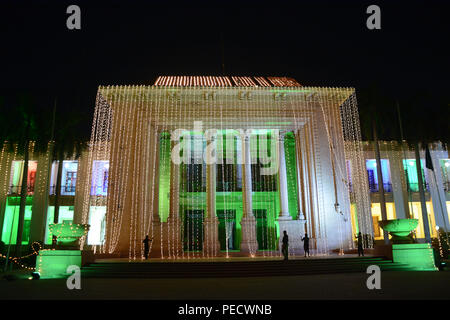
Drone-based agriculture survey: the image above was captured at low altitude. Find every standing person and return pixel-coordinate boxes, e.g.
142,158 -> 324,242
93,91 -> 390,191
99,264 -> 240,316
143,235 -> 153,260
356,232 -> 364,256
302,233 -> 310,257
281,230 -> 289,261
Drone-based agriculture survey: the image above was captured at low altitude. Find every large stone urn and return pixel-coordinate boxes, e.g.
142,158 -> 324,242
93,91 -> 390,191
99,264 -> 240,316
49,222 -> 90,247
378,218 -> 418,244
379,218 -> 436,271
36,223 -> 90,278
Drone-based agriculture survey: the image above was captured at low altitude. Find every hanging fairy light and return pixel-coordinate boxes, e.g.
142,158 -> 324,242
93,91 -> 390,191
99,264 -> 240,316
82,77 -> 369,261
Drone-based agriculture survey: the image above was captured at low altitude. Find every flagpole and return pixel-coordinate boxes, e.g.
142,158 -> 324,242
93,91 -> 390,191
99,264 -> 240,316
425,144 -> 449,247
432,170 -> 449,244
396,100 -> 412,219
415,143 -> 431,243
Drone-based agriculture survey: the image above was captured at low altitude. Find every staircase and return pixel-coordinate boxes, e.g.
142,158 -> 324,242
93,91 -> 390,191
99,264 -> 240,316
81,256 -> 412,278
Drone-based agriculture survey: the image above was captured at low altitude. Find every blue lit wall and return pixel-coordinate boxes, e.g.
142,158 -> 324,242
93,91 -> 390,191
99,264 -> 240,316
365,159 -> 391,191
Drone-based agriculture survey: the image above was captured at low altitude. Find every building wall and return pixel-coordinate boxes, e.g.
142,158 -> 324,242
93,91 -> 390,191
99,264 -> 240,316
0,138 -> 448,254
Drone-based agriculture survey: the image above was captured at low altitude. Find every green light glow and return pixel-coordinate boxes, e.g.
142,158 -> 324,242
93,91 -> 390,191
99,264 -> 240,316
179,191 -> 280,250
162,130 -> 298,251
285,132 -> 299,219
253,192 -> 279,250
36,250 -> 82,279
403,159 -> 426,192
45,206 -> 74,244
158,132 -> 171,222
392,243 -> 437,271
1,198 -> 33,245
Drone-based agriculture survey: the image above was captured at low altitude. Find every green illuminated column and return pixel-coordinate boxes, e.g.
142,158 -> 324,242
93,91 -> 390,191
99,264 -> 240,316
277,131 -> 291,220
0,148 -> 13,241
284,132 -> 300,220
158,132 -> 171,222
278,130 -> 306,254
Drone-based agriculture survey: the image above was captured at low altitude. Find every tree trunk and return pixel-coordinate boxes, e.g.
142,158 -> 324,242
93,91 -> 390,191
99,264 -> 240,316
54,150 -> 64,224
414,142 -> 431,243
15,140 -> 29,256
51,150 -> 64,248
373,121 -> 389,244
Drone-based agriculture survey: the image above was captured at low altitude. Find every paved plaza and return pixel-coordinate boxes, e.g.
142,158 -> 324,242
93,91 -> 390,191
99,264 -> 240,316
1,269 -> 449,300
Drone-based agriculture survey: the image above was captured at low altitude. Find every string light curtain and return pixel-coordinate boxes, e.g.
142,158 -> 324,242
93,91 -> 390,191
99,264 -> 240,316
84,79 -> 373,259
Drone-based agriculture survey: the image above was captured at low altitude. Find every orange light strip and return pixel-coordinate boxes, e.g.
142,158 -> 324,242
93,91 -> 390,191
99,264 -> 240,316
153,76 -> 301,87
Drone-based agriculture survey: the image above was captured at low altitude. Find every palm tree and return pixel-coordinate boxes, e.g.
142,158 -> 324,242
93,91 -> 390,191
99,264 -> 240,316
357,84 -> 399,243
359,87 -> 449,244
399,91 -> 448,243
0,91 -> 50,257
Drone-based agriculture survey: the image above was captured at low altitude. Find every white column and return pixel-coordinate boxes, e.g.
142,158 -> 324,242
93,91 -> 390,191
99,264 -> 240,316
374,138 -> 389,244
205,133 -> 220,256
30,149 -> 51,243
429,149 -> 450,230
150,130 -> 162,257
294,130 -> 306,221
277,130 -> 304,255
415,144 -> 431,243
73,149 -> 89,225
240,132 -> 257,254
278,131 -> 291,220
243,133 -> 253,219
168,138 -> 182,258
388,150 -> 409,219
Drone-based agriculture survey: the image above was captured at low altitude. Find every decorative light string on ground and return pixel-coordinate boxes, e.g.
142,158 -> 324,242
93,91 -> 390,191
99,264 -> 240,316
0,241 -> 42,270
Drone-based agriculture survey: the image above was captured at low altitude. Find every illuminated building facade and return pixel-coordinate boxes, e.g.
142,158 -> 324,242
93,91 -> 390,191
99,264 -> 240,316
0,76 -> 449,260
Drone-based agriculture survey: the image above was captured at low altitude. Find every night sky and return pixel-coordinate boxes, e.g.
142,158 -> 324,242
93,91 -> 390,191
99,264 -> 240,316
0,0 -> 449,139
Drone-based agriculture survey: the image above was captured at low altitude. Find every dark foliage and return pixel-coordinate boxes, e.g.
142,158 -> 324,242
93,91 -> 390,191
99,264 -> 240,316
357,84 -> 449,145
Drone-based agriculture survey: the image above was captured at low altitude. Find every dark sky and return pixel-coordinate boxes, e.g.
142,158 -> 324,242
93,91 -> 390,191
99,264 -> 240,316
0,0 -> 449,137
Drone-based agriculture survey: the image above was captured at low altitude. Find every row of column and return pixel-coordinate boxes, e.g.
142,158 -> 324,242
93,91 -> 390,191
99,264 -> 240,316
388,148 -> 450,230
153,129 -> 307,256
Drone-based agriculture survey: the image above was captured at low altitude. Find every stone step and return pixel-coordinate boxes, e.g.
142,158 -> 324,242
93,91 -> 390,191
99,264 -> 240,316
81,256 -> 411,278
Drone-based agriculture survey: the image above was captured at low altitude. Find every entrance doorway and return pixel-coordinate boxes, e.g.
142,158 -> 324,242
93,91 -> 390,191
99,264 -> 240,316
217,209 -> 236,250
183,210 -> 204,251
254,209 -> 276,250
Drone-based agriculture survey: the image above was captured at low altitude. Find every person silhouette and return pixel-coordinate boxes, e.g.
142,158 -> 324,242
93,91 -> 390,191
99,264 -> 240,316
302,233 -> 310,257
356,232 -> 364,256
281,230 -> 289,261
143,235 -> 153,260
